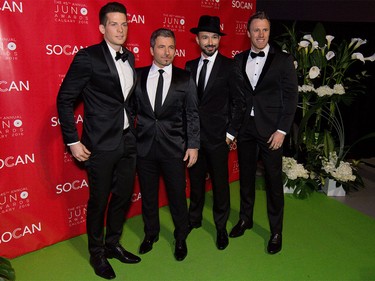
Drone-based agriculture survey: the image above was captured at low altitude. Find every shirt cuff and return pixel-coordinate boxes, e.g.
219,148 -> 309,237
277,129 -> 286,135
226,132 -> 235,141
67,141 -> 80,146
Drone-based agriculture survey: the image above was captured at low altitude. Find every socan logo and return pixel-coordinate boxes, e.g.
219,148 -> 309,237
50,114 -> 83,127
175,49 -> 186,58
0,116 -> 24,139
0,187 -> 30,214
0,1 -> 23,13
0,153 -> 35,169
232,0 -> 254,10
201,0 -> 221,10
127,13 -> 145,24
55,179 -> 89,194
46,44 -> 86,56
162,14 -> 186,32
54,1 -> 89,25
0,80 -> 30,92
0,222 -> 42,244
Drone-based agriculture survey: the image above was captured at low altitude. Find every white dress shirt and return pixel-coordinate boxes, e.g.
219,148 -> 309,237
108,43 -> 134,130
147,63 -> 172,110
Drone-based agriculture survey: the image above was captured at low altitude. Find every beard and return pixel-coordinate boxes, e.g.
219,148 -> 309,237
202,45 -> 217,57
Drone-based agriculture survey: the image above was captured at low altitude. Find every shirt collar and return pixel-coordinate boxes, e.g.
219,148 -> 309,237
250,44 -> 270,59
200,50 -> 218,63
151,62 -> 172,76
106,42 -> 124,59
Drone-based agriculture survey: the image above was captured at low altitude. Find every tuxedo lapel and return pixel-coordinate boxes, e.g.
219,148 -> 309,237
203,54 -> 222,96
101,41 -> 122,97
140,66 -> 154,113
160,66 -> 178,112
124,48 -> 136,102
256,46 -> 275,88
240,50 -> 253,92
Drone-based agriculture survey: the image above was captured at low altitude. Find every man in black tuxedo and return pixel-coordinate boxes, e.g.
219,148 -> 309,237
133,28 -> 200,261
229,11 -> 298,255
185,15 -> 246,250
57,2 -> 140,279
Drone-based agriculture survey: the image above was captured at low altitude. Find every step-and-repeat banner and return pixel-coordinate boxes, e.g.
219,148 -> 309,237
0,0 -> 255,258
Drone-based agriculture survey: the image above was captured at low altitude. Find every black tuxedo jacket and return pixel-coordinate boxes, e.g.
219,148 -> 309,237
133,65 -> 200,158
235,45 -> 298,138
185,53 -> 246,148
57,40 -> 136,151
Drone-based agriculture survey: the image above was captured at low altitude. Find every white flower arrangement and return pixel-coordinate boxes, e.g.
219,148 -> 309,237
321,152 -> 356,183
282,157 -> 309,180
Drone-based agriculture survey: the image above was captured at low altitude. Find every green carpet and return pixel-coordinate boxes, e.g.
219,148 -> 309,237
10,181 -> 375,281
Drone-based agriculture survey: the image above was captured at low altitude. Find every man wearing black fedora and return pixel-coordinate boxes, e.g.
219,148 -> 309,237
185,15 -> 246,250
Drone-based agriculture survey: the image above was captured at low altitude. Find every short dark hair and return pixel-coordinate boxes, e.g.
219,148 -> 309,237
150,28 -> 176,48
247,11 -> 270,31
99,2 -> 127,26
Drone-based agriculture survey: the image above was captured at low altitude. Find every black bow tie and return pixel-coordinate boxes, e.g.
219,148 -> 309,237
115,51 -> 128,62
250,51 -> 265,59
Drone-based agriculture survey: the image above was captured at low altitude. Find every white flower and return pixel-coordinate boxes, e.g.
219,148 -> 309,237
299,84 -> 316,93
316,85 -> 334,97
303,34 -> 314,43
326,51 -> 335,61
298,40 -> 310,52
326,35 -> 334,49
364,53 -> 375,62
309,66 -> 320,79
352,52 -> 365,63
294,60 -> 298,69
333,84 -> 345,95
349,38 -> 359,48
310,41 -> 319,53
282,157 -> 309,180
354,38 -> 367,50
322,152 -> 356,182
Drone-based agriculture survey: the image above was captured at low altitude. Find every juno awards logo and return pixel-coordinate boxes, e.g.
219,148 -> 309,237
54,0 -> 89,25
0,116 -> 24,139
0,187 -> 30,215
162,14 -> 186,33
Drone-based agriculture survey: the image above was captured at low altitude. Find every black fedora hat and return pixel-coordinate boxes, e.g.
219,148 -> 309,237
190,15 -> 226,36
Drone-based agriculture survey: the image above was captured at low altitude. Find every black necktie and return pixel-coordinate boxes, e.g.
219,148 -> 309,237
154,69 -> 164,117
250,51 -> 265,59
197,59 -> 209,99
115,51 -> 128,62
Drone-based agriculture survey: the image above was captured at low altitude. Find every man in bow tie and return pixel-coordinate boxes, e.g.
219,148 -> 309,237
57,2 -> 140,279
229,11 -> 298,255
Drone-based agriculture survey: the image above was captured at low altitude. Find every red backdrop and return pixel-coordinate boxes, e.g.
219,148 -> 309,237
0,0 -> 255,258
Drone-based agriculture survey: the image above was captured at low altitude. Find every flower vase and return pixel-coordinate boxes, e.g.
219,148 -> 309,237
322,178 -> 346,196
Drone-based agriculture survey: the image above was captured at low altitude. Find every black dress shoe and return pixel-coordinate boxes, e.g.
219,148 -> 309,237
139,235 -> 159,254
267,233 -> 282,254
174,240 -> 187,261
216,230 -> 229,250
90,255 -> 116,280
229,219 -> 253,238
105,243 -> 141,263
